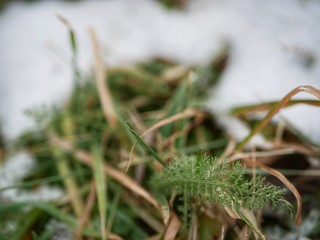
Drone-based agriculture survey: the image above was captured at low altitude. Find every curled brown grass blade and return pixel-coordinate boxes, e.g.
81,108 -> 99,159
233,99 -> 320,117
273,142 -> 320,157
243,159 -> 302,225
237,85 -> 320,151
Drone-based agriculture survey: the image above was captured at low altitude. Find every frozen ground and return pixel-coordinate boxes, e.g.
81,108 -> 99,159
0,0 -> 320,145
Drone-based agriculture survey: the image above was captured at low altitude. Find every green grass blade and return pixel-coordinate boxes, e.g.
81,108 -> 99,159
15,209 -> 42,240
51,145 -> 84,218
236,208 -> 266,240
161,79 -> 188,139
0,170 -> 89,192
126,122 -> 165,166
92,145 -> 107,240
106,186 -> 122,235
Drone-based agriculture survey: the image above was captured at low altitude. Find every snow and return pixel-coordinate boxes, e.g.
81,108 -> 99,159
0,0 -> 319,144
0,152 -> 63,201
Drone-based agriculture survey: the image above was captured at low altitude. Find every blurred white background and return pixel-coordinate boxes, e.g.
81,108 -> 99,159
0,0 -> 319,143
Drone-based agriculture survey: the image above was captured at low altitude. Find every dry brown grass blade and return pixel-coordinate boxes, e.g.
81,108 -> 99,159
57,14 -> 72,29
49,134 -> 162,214
243,159 -> 302,225
230,148 -> 297,161
160,122 -> 193,150
221,138 -> 237,159
237,85 -> 320,151
233,99 -> 320,117
163,212 -> 181,240
160,114 -> 204,150
89,28 -> 117,128
74,181 -> 96,240
141,108 -> 202,138
273,142 -> 320,157
161,65 -> 189,84
73,181 -> 123,240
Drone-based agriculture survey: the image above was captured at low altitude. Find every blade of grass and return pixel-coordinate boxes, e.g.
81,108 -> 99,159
57,15 -> 77,57
92,145 -> 107,240
181,139 -> 227,154
242,159 -> 301,225
0,201 -> 100,238
237,85 -> 320,151
127,199 -> 165,232
43,18 -> 86,222
57,15 -> 81,84
127,108 -> 201,170
15,209 -> 42,240
89,28 -> 117,128
163,212 -> 181,240
127,121 -> 165,166
161,117 -> 200,151
139,108 -> 200,138
49,134 -> 162,214
189,207 -> 198,240
153,192 -> 170,226
0,170 -> 89,192
32,227 -> 54,240
235,208 -> 265,240
51,145 -> 84,218
74,181 -> 96,240
84,58 -> 138,151
106,186 -> 122,236
161,77 -> 190,149
232,99 -> 320,117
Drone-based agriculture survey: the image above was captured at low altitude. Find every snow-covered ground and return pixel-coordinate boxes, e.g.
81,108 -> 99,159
0,0 -> 319,144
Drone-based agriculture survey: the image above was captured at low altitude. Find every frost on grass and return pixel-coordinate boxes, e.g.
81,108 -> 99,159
151,154 -> 292,213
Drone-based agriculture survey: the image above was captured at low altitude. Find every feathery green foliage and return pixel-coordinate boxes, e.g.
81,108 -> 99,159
151,153 -> 292,212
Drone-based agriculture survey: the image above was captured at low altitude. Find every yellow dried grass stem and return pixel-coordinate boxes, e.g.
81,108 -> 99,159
89,28 -> 117,128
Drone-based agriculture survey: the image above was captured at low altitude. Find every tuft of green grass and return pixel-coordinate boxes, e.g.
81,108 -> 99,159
1,27 -> 311,239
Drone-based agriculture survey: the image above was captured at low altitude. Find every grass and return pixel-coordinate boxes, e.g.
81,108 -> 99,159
0,27 -> 320,240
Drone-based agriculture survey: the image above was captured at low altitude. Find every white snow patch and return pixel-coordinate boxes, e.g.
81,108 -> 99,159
0,152 -> 64,201
0,0 -> 319,145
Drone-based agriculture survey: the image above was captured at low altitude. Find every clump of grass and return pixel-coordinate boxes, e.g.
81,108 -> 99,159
1,26 -> 314,240
1,45 -> 228,240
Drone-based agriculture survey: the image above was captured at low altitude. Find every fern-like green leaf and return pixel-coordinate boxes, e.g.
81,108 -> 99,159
151,154 -> 292,213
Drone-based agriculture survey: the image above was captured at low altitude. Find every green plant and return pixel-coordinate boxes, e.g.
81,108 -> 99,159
1,22 -> 308,238
151,152 -> 292,214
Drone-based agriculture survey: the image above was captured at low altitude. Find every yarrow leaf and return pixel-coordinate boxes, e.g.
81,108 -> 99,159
151,154 -> 292,213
